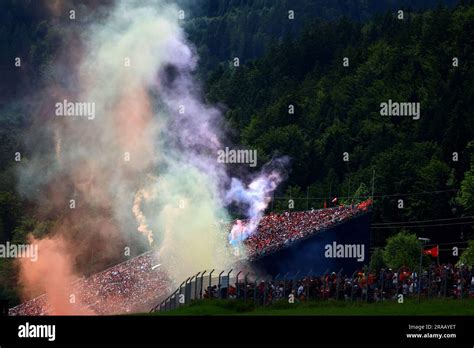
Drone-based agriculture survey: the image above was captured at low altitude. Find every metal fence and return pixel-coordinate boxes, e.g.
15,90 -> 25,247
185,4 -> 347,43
151,265 -> 474,312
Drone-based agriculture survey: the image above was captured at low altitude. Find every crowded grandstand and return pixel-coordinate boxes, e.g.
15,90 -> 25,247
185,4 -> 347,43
243,200 -> 372,259
9,200 -> 372,315
9,252 -> 171,315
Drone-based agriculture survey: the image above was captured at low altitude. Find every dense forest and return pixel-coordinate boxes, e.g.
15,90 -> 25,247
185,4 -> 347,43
204,3 -> 474,247
181,0 -> 459,75
1,0 -> 473,304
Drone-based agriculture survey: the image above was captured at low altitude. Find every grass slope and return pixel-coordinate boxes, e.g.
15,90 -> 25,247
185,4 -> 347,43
146,298 -> 474,316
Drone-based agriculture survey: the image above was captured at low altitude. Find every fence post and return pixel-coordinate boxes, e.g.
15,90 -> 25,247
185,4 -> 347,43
293,271 -> 300,298
236,271 -> 242,298
396,267 -> 404,302
189,275 -> 195,301
208,269 -> 215,291
263,279 -> 268,306
418,248 -> 423,303
217,271 -> 225,299
443,269 -> 447,298
165,295 -> 170,311
244,272 -> 250,301
364,266 -> 369,302
186,276 -> 193,303
170,292 -> 175,310
253,277 -> 259,305
322,270 -> 329,300
350,270 -> 358,301
172,290 -> 178,310
336,268 -> 343,300
226,269 -> 233,299
200,271 -> 207,299
194,272 -> 201,300
380,269 -> 385,301
283,272 -> 289,298
306,269 -> 312,300
427,268 -> 432,299
273,274 -> 280,303
178,280 -> 186,307
161,298 -> 166,312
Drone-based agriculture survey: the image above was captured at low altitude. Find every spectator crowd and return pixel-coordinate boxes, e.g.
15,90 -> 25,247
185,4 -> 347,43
9,252 -> 172,316
242,200 -> 372,259
10,201 -> 372,315
196,263 -> 474,306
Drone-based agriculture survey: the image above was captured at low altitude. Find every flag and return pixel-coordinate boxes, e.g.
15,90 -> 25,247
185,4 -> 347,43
324,200 -> 327,208
423,246 -> 439,257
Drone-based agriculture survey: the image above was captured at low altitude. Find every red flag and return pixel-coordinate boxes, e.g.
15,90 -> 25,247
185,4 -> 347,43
423,246 -> 439,257
324,200 -> 327,208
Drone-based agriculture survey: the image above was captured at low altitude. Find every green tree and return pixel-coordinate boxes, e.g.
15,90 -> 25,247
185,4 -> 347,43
274,185 -> 304,212
458,240 -> 474,266
0,191 -> 22,242
383,231 -> 423,269
353,182 -> 369,202
458,158 -> 474,214
369,247 -> 385,271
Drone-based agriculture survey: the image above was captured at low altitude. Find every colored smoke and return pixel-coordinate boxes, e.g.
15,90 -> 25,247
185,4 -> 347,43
15,0 -> 288,313
225,158 -> 289,245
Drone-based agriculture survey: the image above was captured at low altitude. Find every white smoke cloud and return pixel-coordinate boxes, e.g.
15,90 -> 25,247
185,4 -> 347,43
225,158 -> 289,245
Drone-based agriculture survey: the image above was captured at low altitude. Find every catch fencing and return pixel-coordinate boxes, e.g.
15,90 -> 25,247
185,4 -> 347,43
151,265 -> 474,312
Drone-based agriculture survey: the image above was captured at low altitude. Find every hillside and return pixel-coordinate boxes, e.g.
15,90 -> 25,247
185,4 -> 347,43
205,4 -> 474,245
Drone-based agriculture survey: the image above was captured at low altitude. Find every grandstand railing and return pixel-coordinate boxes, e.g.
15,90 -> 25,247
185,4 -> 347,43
151,265 -> 474,312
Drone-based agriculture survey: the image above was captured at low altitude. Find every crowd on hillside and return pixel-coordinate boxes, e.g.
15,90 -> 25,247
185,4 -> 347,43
10,203 -> 372,315
9,252 -> 172,316
219,263 -> 474,304
243,200 -> 372,259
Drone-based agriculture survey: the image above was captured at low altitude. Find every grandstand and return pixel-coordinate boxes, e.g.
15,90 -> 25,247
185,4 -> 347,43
9,200 -> 372,315
244,200 -> 372,261
252,208 -> 372,276
9,251 -> 172,315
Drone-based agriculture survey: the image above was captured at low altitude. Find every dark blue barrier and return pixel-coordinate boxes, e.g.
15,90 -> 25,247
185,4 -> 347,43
252,212 -> 372,276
